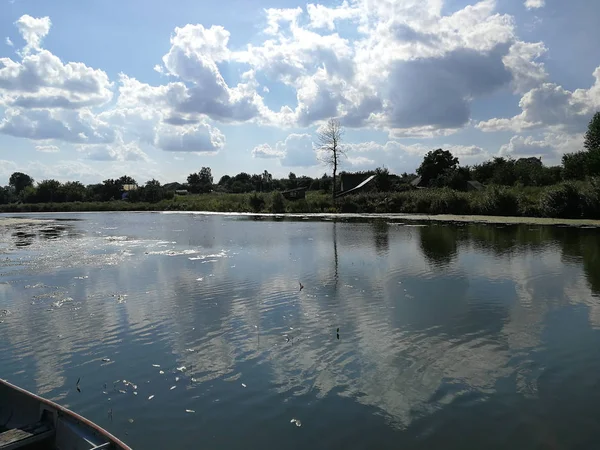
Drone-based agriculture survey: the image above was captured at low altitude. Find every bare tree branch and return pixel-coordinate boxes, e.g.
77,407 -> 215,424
316,118 -> 345,199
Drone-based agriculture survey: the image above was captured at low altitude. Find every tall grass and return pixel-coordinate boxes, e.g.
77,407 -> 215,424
2,180 -> 599,219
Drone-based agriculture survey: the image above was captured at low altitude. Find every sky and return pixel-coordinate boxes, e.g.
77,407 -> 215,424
0,0 -> 599,185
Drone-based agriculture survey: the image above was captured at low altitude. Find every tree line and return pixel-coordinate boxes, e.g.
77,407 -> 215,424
2,112 -> 599,206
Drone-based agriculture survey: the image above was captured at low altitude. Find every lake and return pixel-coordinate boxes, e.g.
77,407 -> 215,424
1,212 -> 600,449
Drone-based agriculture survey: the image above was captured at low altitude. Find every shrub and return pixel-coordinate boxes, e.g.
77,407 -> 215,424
249,193 -> 265,212
271,192 -> 286,213
477,186 -> 519,216
539,182 -> 581,218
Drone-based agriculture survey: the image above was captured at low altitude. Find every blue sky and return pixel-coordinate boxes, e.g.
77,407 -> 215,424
1,0 -> 599,184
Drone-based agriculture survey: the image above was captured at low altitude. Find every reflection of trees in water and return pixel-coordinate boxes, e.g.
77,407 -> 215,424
418,225 -> 459,268
551,228 -> 600,295
465,224 -> 555,256
372,220 -> 389,256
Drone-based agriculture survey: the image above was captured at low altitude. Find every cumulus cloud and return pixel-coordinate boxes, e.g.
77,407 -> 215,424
502,41 -> 548,93
35,144 -> 59,153
524,0 -> 545,10
153,122 -> 225,153
0,50 -> 113,108
253,133 -> 318,166
0,108 -> 115,143
251,143 -> 284,159
5,37 -> 13,47
306,1 -> 359,30
77,136 -> 149,162
499,132 -> 583,163
264,7 -> 303,35
477,67 -> 600,133
15,15 -> 51,54
499,135 -> 552,157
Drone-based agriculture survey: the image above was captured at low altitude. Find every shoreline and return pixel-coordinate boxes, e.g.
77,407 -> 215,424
2,211 -> 600,227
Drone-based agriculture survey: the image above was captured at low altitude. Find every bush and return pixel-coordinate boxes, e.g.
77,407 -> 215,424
476,186 -> 519,216
271,192 -> 285,213
249,193 -> 265,212
539,182 -> 581,218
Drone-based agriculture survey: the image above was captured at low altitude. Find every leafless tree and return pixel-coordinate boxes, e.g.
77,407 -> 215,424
317,118 -> 346,200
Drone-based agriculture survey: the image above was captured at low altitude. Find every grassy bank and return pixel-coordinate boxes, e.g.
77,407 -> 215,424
1,180 -> 599,220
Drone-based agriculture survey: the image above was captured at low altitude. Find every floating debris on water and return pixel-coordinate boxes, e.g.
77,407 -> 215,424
76,377 -> 81,393
119,390 -> 127,394
175,377 -> 180,382
133,392 -> 137,395
152,364 -> 160,368
176,366 -> 186,372
196,278 -> 203,282
148,395 -> 155,400
170,386 -> 176,390
128,419 -> 134,424
102,358 -> 111,362
159,370 -> 164,374
290,418 -> 302,427
185,409 -> 195,413
186,348 -> 195,352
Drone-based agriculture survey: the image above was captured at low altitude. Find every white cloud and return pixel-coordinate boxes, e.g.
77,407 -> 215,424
5,37 -> 14,47
477,67 -> 600,133
264,7 -> 303,35
153,122 -> 225,153
253,133 -> 318,166
77,136 -> 149,162
0,50 -> 114,109
524,0 -> 545,10
306,1 -> 359,30
499,135 -> 552,157
499,132 -> 584,163
502,41 -> 548,93
15,15 -> 51,54
251,143 -> 284,159
35,144 -> 59,153
0,108 -> 115,143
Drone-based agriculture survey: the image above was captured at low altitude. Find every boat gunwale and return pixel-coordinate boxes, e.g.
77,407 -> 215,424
0,378 -> 132,450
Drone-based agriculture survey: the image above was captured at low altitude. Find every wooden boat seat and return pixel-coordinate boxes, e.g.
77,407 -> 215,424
0,421 -> 54,450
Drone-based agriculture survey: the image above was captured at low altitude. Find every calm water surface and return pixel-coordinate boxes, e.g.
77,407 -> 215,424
1,212 -> 600,449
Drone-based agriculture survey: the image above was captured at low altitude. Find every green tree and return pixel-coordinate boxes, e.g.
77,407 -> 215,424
60,181 -> 87,202
36,179 -> 62,203
287,172 -> 297,189
562,151 -> 589,180
262,170 -> 272,192
374,167 -> 391,192
144,179 -> 163,202
9,172 -> 34,194
417,149 -> 459,186
187,167 -> 213,193
584,111 -> 600,152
